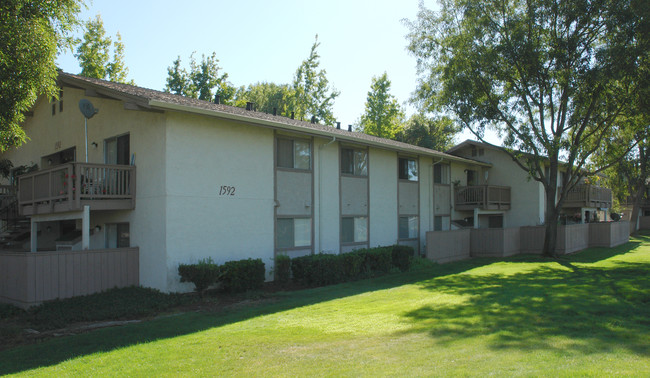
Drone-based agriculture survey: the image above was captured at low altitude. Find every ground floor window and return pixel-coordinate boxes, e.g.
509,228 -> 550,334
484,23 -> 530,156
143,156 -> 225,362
488,215 -> 503,228
434,215 -> 450,231
276,218 -> 311,249
106,223 -> 130,248
341,216 -> 368,243
399,216 -> 418,239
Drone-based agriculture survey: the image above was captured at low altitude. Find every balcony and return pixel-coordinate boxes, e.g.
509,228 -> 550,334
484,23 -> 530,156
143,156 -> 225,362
455,185 -> 511,211
17,163 -> 135,216
562,184 -> 612,209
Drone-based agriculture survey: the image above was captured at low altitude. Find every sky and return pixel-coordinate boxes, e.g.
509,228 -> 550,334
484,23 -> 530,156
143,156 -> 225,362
56,0 -> 489,143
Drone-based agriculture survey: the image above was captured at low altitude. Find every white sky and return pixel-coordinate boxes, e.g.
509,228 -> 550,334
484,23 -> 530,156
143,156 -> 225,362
56,0 -> 494,144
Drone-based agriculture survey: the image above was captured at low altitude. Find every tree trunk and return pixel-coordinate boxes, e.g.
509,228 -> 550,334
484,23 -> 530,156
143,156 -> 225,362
629,184 -> 645,234
542,207 -> 559,257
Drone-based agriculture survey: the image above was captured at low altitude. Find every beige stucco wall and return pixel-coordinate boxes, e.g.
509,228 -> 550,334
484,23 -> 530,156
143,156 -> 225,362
453,146 -> 545,227
1,86 -> 169,291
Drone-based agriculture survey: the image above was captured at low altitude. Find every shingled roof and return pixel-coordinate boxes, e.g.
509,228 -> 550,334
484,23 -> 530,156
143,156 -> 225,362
58,72 -> 489,167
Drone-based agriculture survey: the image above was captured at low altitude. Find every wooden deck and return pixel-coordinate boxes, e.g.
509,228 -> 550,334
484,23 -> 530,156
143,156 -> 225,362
562,185 -> 612,209
455,185 -> 511,211
17,163 -> 135,216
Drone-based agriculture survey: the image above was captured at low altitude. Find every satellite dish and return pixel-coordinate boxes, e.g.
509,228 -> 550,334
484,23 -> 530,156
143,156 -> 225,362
79,99 -> 99,119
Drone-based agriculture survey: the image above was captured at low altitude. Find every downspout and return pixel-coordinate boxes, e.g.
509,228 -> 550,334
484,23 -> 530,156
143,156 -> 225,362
318,137 -> 336,252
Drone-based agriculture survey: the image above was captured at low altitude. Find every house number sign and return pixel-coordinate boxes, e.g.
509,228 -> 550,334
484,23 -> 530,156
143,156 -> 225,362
218,185 -> 236,196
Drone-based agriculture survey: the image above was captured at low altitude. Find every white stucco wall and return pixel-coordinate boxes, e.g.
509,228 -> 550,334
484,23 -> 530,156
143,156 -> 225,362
368,148 -> 398,247
163,112 -> 276,292
313,137 -> 340,254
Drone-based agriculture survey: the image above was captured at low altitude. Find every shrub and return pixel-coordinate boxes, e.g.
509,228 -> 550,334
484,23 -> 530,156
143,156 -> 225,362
274,254 -> 291,284
291,253 -> 346,286
178,257 -> 222,294
392,245 -> 415,271
28,286 -> 194,330
358,247 -> 393,274
221,258 -> 266,293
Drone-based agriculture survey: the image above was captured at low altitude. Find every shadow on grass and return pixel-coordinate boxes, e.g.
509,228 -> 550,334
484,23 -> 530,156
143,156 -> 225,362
402,256 -> 650,355
0,258 -> 496,375
1,236 -> 647,374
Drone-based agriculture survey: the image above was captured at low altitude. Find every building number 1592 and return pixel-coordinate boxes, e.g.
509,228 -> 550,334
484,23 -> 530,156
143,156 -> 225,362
219,185 -> 236,196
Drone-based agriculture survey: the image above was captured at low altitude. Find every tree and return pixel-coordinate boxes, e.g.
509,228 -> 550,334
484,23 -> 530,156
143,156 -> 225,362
75,14 -> 132,83
164,52 -> 234,103
357,72 -> 405,139
234,82 -> 295,116
0,0 -> 83,151
292,35 -> 340,124
406,0 -> 646,256
397,114 -> 460,151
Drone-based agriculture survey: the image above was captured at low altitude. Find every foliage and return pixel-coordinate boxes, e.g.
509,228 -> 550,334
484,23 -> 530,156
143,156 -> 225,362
273,254 -> 291,284
290,246 -> 405,286
164,52 -> 235,103
75,14 -> 132,83
0,159 -> 13,180
0,0 -> 83,151
357,72 -> 404,139
391,245 -> 415,272
220,258 -> 266,293
0,303 -> 24,320
178,257 -> 222,294
234,82 -> 295,116
28,286 -> 194,330
291,35 -> 340,125
406,0 -> 647,255
396,114 -> 461,151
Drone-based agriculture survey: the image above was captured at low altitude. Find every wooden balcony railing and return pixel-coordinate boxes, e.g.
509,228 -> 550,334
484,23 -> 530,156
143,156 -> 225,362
562,184 -> 612,209
17,163 -> 135,215
455,185 -> 511,211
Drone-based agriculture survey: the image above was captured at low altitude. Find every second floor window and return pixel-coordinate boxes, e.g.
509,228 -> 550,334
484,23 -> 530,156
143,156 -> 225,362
341,148 -> 368,176
434,164 -> 450,184
277,138 -> 310,170
398,157 -> 418,181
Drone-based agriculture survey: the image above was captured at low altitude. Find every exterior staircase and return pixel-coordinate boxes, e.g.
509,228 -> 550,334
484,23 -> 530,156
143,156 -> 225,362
0,186 -> 30,250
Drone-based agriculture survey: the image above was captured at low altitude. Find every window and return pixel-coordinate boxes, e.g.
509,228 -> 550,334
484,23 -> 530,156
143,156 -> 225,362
399,216 -> 418,239
466,169 -> 477,186
106,223 -> 130,248
276,218 -> 311,249
434,216 -> 443,231
488,215 -> 503,228
105,134 -> 130,165
277,138 -> 310,170
341,148 -> 368,176
341,217 -> 368,243
398,157 -> 418,181
434,164 -> 450,184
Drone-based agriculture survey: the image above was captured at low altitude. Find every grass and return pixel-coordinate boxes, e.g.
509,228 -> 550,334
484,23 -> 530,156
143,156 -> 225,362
1,232 -> 649,376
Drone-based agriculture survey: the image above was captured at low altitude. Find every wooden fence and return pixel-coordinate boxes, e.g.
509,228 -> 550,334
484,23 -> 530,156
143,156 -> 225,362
426,222 -> 629,263
0,247 -> 139,308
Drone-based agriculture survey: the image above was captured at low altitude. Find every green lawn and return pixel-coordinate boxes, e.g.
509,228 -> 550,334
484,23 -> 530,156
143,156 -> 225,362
2,232 -> 649,376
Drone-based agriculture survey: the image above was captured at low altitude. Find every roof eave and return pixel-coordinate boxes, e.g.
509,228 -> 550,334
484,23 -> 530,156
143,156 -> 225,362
148,100 -> 491,167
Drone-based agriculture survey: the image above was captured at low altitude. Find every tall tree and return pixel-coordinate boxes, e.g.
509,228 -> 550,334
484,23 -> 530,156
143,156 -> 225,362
406,0 -> 646,256
234,82 -> 295,116
75,14 -> 131,83
164,52 -> 234,103
0,0 -> 83,151
292,35 -> 339,124
358,72 -> 404,139
397,114 -> 460,151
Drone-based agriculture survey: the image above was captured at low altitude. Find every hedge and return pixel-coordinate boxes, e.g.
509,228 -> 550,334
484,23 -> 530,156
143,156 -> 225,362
178,257 -> 266,294
288,245 -> 414,287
